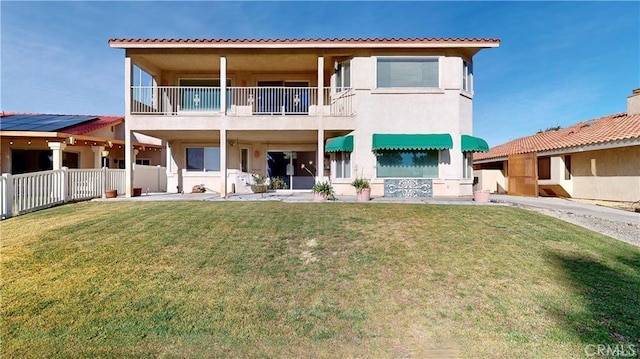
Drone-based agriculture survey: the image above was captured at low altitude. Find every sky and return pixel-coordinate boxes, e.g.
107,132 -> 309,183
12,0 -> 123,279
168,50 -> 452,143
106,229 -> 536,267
1,1 -> 638,147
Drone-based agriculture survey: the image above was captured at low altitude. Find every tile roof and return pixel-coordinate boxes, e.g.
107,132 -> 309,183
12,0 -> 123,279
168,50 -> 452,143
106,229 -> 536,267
63,116 -> 123,135
0,113 -> 123,135
474,112 -> 640,161
109,37 -> 500,47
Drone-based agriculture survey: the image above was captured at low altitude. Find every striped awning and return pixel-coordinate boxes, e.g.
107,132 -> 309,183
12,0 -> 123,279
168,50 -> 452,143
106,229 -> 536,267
461,135 -> 489,152
372,134 -> 453,151
325,135 -> 354,152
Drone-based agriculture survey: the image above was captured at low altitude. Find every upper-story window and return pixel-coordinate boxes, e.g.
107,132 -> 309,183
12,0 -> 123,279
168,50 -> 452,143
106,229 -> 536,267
376,57 -> 439,88
335,60 -> 351,92
463,60 -> 473,93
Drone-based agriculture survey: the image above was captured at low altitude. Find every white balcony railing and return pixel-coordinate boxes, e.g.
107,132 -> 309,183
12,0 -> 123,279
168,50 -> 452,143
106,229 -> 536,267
131,86 -> 355,116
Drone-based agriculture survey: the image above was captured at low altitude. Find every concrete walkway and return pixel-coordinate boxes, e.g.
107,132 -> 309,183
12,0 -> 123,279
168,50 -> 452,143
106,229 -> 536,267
490,194 -> 639,225
99,191 -> 501,206
97,191 -> 638,225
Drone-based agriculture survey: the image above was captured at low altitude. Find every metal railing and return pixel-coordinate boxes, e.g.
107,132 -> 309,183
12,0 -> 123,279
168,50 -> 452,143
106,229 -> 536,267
130,86 -> 355,116
227,87 -> 318,115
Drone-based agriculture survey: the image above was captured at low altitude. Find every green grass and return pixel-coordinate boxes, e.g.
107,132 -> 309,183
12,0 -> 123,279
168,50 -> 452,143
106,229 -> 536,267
2,202 -> 639,358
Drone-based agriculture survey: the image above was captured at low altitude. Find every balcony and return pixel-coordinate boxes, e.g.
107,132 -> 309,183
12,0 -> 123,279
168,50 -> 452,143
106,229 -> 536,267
131,86 -> 355,117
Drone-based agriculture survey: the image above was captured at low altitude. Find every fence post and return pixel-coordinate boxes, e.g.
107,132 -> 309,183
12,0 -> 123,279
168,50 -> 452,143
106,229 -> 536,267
102,166 -> 107,199
2,173 -> 13,219
62,167 -> 69,203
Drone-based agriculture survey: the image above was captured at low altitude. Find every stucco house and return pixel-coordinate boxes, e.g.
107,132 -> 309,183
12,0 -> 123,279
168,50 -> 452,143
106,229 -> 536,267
0,113 -> 165,174
474,89 -> 640,202
108,37 -> 499,197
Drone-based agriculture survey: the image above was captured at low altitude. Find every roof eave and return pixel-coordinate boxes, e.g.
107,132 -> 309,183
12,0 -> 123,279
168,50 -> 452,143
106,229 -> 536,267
108,40 -> 500,50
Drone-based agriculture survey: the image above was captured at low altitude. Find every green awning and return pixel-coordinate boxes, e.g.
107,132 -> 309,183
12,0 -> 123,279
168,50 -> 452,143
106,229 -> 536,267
372,134 -> 453,151
325,135 -> 354,152
461,135 -> 489,152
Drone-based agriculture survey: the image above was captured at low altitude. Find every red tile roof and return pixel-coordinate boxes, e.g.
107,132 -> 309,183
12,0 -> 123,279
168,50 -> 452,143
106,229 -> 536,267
63,116 -> 123,135
474,112 -> 640,161
109,37 -> 500,47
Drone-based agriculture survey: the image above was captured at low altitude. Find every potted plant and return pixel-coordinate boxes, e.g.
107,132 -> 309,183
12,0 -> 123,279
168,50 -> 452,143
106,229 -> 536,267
351,177 -> 371,202
251,174 -> 268,193
312,180 -> 335,201
268,176 -> 288,190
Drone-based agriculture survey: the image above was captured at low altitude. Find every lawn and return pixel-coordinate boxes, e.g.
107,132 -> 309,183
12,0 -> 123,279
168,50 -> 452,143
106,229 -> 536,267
2,201 -> 639,358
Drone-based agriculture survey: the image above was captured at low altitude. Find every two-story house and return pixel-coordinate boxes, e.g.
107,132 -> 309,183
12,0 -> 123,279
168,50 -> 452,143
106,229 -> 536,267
109,37 -> 499,197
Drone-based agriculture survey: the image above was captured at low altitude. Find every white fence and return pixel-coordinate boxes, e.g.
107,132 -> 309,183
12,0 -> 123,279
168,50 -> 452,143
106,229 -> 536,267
1,166 -> 165,219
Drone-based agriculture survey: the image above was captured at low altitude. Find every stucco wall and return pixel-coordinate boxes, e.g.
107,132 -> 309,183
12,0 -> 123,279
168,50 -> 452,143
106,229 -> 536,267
129,49 -> 479,197
476,169 -> 507,193
347,55 -> 472,196
570,146 -> 640,202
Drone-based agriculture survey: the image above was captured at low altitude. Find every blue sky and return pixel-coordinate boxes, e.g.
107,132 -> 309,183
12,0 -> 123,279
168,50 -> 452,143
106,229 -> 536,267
1,1 -> 638,146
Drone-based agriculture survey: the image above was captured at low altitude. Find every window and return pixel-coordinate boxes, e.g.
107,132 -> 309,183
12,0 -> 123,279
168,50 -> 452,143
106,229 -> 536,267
136,159 -> 150,165
564,155 -> 571,180
334,152 -> 351,178
186,147 -> 220,172
538,156 -> 551,180
63,152 -> 79,169
377,58 -> 439,88
376,150 -> 439,178
462,152 -> 473,179
335,60 -> 351,92
463,60 -> 473,92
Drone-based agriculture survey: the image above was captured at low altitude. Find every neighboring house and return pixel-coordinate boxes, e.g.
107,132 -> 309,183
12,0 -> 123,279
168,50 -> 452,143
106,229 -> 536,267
0,113 -> 165,174
474,89 -> 640,202
109,37 -> 499,197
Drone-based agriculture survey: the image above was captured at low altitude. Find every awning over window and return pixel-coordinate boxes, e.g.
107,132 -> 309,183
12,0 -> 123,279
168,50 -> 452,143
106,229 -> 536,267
372,134 -> 453,151
461,135 -> 489,152
325,135 -> 354,152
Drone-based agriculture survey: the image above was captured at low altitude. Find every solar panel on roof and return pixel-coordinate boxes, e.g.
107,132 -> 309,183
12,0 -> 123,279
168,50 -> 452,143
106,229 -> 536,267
0,115 -> 96,132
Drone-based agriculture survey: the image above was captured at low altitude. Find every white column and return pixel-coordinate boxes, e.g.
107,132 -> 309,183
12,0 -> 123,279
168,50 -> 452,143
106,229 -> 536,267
124,56 -> 134,196
91,145 -> 105,169
317,56 -> 325,181
48,142 -> 67,170
220,56 -> 227,114
124,132 -> 133,197
220,129 -> 227,197
317,129 -> 325,182
317,56 -> 324,110
124,56 -> 132,117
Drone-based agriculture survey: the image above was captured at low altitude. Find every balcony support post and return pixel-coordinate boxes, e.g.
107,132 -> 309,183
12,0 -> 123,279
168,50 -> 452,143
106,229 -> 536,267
317,56 -> 325,181
124,56 -> 132,117
317,56 -> 324,111
220,129 -> 227,198
124,131 -> 134,197
220,56 -> 227,114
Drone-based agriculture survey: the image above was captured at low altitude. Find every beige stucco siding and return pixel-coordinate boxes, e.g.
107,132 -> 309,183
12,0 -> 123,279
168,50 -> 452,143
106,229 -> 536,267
126,47 -> 482,197
570,146 -> 640,201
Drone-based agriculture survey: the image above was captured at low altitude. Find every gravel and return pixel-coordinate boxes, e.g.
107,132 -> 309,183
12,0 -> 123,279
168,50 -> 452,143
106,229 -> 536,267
510,204 -> 640,247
